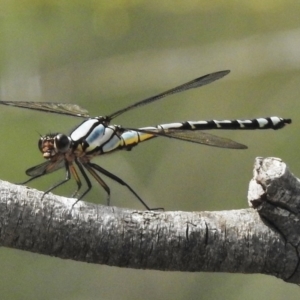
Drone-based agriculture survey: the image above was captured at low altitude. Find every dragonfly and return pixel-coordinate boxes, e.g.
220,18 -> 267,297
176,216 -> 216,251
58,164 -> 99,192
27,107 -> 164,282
0,70 -> 291,210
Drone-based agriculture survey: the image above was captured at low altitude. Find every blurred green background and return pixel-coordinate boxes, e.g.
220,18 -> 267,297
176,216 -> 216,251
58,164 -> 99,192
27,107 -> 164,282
0,1 -> 300,299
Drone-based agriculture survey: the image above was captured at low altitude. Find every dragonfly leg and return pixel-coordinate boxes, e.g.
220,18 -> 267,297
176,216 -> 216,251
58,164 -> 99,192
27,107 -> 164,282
82,163 -> 111,206
41,161 -> 71,200
18,174 -> 45,185
69,163 -> 82,198
87,162 -> 164,211
73,159 -> 93,204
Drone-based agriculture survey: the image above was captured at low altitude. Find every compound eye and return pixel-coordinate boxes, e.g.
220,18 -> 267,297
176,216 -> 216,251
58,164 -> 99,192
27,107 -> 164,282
38,137 -> 44,152
55,134 -> 71,153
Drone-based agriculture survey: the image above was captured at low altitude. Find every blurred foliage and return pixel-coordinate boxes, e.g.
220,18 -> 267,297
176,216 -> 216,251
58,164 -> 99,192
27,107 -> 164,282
0,1 -> 300,299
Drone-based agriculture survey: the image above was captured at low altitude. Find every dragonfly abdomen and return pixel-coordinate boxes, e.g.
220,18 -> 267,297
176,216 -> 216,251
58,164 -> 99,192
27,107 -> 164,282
163,117 -> 291,131
119,116 -> 291,149
119,130 -> 156,150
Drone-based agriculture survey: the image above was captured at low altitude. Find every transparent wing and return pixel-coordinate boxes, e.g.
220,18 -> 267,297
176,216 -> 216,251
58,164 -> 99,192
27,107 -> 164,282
109,70 -> 230,119
0,101 -> 90,118
26,159 -> 66,177
166,130 -> 247,149
130,128 -> 247,149
0,70 -> 229,119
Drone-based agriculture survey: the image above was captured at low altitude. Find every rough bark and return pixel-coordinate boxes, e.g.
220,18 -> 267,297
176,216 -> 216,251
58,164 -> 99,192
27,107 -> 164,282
247,157 -> 300,283
0,157 -> 298,284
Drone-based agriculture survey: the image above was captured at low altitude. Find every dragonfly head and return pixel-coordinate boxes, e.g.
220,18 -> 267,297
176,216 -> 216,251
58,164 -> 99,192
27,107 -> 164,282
38,133 -> 72,159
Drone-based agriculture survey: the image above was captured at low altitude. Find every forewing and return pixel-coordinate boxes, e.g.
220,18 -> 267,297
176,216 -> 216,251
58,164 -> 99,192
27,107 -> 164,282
109,70 -> 230,119
0,101 -> 90,118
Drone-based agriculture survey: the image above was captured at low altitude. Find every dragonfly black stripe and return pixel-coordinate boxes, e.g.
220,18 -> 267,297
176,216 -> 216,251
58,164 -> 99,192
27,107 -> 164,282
0,70 -> 291,210
170,117 -> 291,131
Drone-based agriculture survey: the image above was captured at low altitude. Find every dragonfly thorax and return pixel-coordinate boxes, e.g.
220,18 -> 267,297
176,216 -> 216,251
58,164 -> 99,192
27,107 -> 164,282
38,133 -> 72,159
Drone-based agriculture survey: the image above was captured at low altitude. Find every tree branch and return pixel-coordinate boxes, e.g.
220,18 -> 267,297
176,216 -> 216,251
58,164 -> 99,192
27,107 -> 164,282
0,157 -> 299,284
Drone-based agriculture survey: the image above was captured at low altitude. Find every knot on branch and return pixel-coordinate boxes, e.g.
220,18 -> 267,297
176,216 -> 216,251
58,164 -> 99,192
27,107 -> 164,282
248,157 -> 300,283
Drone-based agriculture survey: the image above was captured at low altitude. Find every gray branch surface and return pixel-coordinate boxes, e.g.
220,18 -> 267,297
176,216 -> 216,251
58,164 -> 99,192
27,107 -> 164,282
0,157 -> 299,284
